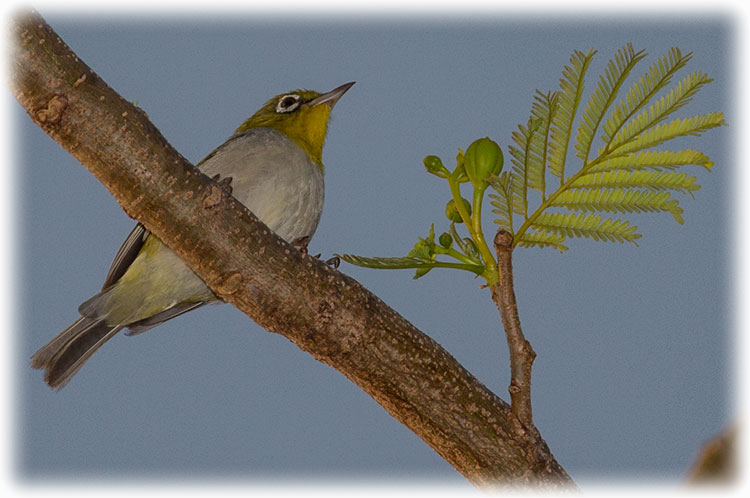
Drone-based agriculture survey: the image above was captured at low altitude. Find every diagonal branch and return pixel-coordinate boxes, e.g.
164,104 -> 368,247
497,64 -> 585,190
11,10 -> 574,488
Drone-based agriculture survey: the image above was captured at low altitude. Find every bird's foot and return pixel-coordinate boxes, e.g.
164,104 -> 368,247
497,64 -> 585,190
291,236 -> 340,268
211,174 -> 234,195
292,236 -> 311,254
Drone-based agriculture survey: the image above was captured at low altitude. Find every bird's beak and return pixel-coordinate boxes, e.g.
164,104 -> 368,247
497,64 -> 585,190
307,81 -> 355,108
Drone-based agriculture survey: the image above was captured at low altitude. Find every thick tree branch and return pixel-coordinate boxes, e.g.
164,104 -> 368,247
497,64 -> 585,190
11,10 -> 573,487
687,424 -> 737,484
492,230 -> 537,435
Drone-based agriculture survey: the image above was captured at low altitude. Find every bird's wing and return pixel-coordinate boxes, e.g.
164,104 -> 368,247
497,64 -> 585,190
99,134 -> 238,293
124,301 -> 209,336
101,223 -> 150,290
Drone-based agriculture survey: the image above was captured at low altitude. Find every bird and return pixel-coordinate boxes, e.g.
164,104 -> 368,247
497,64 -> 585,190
31,81 -> 355,389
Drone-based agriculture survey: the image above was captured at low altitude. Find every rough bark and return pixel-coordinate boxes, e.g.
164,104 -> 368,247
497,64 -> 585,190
11,10 -> 574,488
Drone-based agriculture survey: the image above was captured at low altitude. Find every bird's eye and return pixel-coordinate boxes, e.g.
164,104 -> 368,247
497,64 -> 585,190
276,94 -> 301,113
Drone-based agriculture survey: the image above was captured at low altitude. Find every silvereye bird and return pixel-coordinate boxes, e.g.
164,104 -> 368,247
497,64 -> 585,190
32,81 -> 355,389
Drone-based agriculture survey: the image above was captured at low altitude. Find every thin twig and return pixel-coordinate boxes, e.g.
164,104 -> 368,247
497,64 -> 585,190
491,229 -> 537,434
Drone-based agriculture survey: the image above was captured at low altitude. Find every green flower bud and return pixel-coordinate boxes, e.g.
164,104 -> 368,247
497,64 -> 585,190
438,232 -> 453,249
464,137 -> 504,190
445,197 -> 471,223
423,155 -> 449,178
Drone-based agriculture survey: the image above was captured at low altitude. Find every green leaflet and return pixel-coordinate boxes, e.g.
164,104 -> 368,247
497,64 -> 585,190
337,254 -> 484,278
602,47 -> 692,145
576,43 -> 647,164
572,170 -> 700,195
516,231 -> 568,252
337,222 -> 485,280
508,91 -> 558,217
548,49 -> 596,181
551,188 -> 684,224
488,172 -> 514,232
338,254 -> 434,270
530,212 -> 641,244
607,71 -> 713,152
605,113 -> 725,158
587,149 -> 713,173
509,118 -> 540,209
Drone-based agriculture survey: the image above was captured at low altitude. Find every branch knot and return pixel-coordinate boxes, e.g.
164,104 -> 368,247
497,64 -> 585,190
202,184 -> 229,210
36,94 -> 68,124
493,229 -> 513,250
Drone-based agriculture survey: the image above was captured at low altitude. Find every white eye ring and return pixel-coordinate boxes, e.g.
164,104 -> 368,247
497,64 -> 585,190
276,94 -> 301,113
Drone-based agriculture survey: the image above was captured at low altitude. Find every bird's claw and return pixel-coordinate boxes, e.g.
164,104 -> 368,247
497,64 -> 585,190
324,256 -> 340,269
313,254 -> 341,268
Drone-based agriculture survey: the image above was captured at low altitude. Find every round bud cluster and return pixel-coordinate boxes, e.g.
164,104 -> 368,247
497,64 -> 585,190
445,197 -> 471,223
423,155 -> 450,178
438,232 -> 453,249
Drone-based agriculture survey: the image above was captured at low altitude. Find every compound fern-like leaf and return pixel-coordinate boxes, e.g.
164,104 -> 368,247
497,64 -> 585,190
508,46 -> 721,252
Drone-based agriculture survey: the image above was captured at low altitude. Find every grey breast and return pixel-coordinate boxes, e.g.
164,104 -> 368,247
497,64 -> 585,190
198,127 -> 325,243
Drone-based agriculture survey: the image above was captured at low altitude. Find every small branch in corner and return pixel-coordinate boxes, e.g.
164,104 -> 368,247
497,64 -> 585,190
491,229 -> 538,435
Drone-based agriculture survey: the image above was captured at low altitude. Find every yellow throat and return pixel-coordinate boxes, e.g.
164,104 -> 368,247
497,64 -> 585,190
235,82 -> 355,169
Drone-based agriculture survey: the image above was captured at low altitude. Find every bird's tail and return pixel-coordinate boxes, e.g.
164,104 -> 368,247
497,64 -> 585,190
31,316 -> 123,390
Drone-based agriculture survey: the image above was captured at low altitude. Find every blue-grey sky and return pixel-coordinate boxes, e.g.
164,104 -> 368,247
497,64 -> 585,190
14,9 -> 734,489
